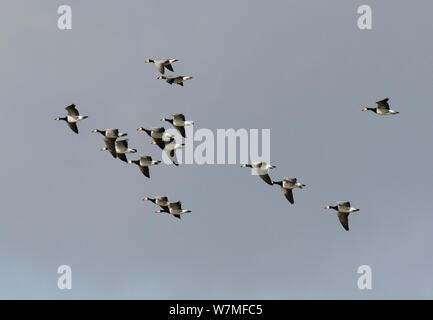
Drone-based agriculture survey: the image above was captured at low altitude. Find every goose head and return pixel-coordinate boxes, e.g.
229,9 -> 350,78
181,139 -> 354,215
241,164 -> 251,168
157,76 -> 166,80
55,116 -> 66,121
145,59 -> 154,63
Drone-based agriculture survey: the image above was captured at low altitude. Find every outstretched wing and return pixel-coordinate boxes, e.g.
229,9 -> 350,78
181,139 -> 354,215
65,104 -> 79,116
139,166 -> 150,178
68,122 -> 79,134
172,214 -> 181,219
104,137 -> 117,158
165,63 -> 174,72
282,188 -> 294,204
173,114 -> 186,122
117,153 -> 128,163
169,201 -> 182,210
337,212 -> 350,231
175,126 -> 186,138
259,173 -> 273,186
338,201 -> 351,208
376,98 -> 390,110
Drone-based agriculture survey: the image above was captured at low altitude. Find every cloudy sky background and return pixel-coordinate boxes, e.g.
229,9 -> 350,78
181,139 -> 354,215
1,0 -> 432,299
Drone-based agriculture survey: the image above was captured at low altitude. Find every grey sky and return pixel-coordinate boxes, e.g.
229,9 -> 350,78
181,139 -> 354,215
1,0 -> 432,299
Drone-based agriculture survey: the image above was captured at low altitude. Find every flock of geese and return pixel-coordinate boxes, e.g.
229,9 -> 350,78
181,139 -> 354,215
54,58 -> 400,230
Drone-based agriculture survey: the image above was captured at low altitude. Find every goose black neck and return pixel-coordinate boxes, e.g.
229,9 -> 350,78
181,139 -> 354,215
329,205 -> 338,211
273,181 -> 282,186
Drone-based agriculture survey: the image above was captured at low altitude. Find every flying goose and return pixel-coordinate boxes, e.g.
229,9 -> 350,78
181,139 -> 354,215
157,75 -> 193,86
241,162 -> 276,185
128,155 -> 161,178
145,59 -> 178,74
92,128 -> 128,158
160,114 -> 194,138
155,201 -> 191,219
272,178 -> 305,204
137,126 -> 173,150
55,104 -> 88,134
101,139 -> 137,163
143,196 -> 170,212
153,136 -> 184,166
325,201 -> 360,231
362,98 -> 399,115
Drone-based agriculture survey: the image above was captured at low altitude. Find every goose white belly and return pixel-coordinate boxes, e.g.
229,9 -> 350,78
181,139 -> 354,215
67,115 -> 78,123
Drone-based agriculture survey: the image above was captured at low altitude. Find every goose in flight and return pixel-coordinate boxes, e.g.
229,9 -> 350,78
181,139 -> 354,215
145,58 -> 178,74
241,162 -> 276,185
128,155 -> 161,178
272,177 -> 305,204
160,114 -> 194,138
153,136 -> 184,166
157,75 -> 193,86
325,201 -> 360,231
143,196 -> 170,212
137,126 -> 173,150
156,201 -> 191,219
92,128 -> 127,158
362,98 -> 399,115
101,139 -> 136,163
55,104 -> 88,134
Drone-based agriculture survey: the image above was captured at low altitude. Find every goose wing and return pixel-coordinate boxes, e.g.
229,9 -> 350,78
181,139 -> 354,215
175,126 -> 186,138
338,201 -> 351,209
139,165 -> 150,178
376,98 -> 390,110
169,201 -> 182,210
65,104 -> 79,116
165,63 -> 174,72
337,212 -> 350,231
153,138 -> 166,150
104,137 -> 117,158
259,173 -> 273,186
165,148 -> 179,166
68,122 -> 79,134
105,128 -> 119,138
282,188 -> 294,204
117,153 -> 128,163
173,214 -> 181,219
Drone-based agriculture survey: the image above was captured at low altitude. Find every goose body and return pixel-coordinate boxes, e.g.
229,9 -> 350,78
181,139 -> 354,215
154,136 -> 184,166
143,196 -> 170,211
160,114 -> 194,138
362,98 -> 399,115
241,161 -> 276,185
137,126 -> 173,149
155,201 -> 191,219
272,177 -> 305,204
157,75 -> 193,86
55,104 -> 88,134
92,128 -> 128,158
128,155 -> 161,178
145,58 -> 178,74
325,201 -> 360,231
101,139 -> 136,162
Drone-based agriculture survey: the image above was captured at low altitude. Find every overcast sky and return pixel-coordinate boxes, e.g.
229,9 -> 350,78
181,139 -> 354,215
1,0 -> 433,299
